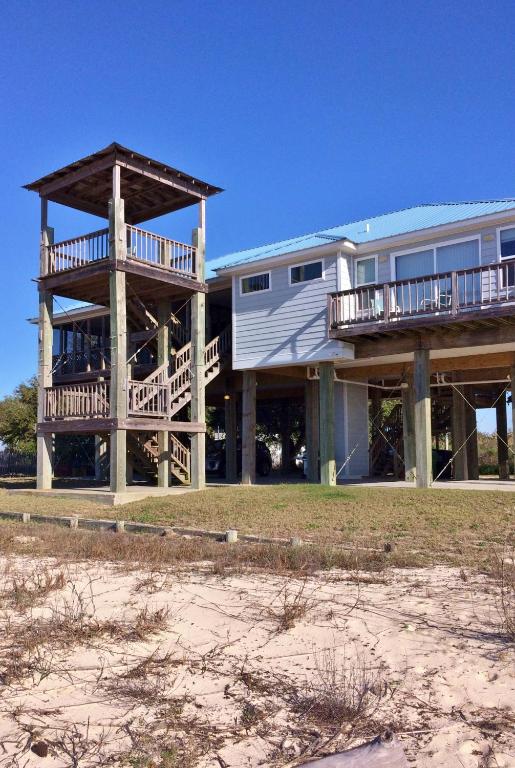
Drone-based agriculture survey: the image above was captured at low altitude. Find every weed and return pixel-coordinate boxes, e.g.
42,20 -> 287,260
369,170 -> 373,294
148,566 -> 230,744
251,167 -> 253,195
267,580 -> 314,631
292,648 -> 390,728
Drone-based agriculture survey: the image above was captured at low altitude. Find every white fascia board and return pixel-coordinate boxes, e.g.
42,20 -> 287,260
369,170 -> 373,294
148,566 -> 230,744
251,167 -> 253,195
354,209 -> 515,255
214,239 -> 357,277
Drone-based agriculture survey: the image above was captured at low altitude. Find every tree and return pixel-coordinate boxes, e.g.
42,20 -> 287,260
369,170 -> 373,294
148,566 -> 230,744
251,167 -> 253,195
0,377 -> 38,452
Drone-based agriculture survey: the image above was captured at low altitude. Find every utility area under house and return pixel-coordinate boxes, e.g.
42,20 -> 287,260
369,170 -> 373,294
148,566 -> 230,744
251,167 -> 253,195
21,143 -> 515,503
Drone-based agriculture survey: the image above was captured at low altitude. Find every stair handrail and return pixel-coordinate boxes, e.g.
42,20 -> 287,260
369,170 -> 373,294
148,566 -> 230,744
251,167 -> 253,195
170,434 -> 190,477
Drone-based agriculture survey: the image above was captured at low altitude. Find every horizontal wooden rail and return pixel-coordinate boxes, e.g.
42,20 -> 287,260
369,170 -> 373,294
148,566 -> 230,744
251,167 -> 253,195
47,229 -> 109,274
44,382 -> 110,419
329,257 -> 515,329
126,225 -> 196,278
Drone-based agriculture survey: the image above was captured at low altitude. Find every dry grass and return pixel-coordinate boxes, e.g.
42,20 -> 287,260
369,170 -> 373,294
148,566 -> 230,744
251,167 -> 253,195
0,519 -> 413,575
292,648 -> 391,729
2,478 -> 514,567
491,544 -> 515,641
266,579 -> 315,631
0,565 -> 65,611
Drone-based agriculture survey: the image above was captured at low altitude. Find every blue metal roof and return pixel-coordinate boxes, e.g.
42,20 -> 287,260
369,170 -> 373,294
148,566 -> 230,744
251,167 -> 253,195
207,200 -> 515,277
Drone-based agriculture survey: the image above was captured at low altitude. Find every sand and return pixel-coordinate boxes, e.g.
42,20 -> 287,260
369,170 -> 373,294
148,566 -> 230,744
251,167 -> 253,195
0,554 -> 513,767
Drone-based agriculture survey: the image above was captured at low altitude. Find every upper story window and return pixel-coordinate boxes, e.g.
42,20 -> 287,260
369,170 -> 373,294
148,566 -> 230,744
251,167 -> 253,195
290,260 -> 323,285
355,256 -> 376,286
500,228 -> 515,259
240,272 -> 270,295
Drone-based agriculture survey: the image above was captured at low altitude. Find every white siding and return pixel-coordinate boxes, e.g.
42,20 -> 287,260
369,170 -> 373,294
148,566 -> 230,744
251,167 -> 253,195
232,254 -> 353,369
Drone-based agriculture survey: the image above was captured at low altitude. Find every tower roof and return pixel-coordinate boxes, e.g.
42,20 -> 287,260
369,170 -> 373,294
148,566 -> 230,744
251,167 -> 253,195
24,142 -> 223,224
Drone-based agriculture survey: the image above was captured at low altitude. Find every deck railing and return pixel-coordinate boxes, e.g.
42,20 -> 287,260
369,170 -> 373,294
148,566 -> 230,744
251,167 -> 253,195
329,257 -> 515,329
44,382 -> 110,419
47,229 -> 109,274
126,225 -> 196,277
44,226 -> 197,279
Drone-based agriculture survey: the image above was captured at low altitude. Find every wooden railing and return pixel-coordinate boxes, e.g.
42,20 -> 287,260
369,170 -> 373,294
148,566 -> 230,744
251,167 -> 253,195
170,434 -> 190,478
47,229 -> 109,274
127,381 -> 169,417
126,225 -> 196,278
329,257 -> 515,329
205,326 -> 231,369
44,225 -> 196,279
44,382 -> 109,419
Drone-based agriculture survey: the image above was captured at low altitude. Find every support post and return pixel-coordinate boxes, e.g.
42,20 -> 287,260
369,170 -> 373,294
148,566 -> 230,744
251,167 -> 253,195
496,390 -> 509,481
190,200 -> 206,490
452,374 -> 468,481
465,386 -> 479,480
414,349 -> 432,488
225,391 -> 238,482
369,386 -> 381,476
241,371 -> 256,484
401,376 -> 416,483
305,379 -> 320,482
157,299 -> 171,487
37,198 -> 53,489
94,435 -> 108,482
280,400 -> 291,475
319,362 -> 336,485
109,167 -> 127,493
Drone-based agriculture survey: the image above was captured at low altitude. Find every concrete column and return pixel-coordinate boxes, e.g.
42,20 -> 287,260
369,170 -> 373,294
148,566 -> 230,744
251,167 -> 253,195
241,371 -> 256,484
225,392 -> 238,482
109,166 -> 127,493
157,299 -> 171,487
305,379 -> 320,483
401,376 -> 416,483
319,362 -> 336,486
496,390 -> 509,480
465,386 -> 479,480
414,349 -> 432,488
190,201 -> 206,490
37,199 -> 53,490
452,375 -> 468,481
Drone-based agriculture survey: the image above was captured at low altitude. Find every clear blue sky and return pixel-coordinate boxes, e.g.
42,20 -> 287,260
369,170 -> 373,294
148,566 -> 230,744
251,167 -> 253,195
1,0 -> 514,431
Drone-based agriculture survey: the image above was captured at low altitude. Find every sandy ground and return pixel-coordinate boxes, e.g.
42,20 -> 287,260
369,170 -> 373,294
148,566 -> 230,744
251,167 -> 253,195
0,552 -> 513,767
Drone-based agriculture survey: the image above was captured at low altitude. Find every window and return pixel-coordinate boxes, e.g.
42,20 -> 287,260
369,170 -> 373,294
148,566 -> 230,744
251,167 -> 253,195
355,257 -> 376,285
500,228 -> 515,259
240,272 -> 270,295
395,249 -> 434,280
290,260 -> 323,284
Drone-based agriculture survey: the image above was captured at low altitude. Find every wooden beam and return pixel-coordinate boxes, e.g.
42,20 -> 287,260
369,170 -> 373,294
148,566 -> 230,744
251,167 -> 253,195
241,371 -> 257,484
319,362 -> 336,485
157,299 -> 171,488
354,324 -> 515,359
401,377 -> 416,482
109,192 -> 127,493
451,374 -> 468,481
414,349 -> 432,488
190,222 -> 206,490
305,379 -> 320,483
37,418 -> 206,434
496,390 -> 510,480
225,392 -> 238,482
465,386 -> 479,480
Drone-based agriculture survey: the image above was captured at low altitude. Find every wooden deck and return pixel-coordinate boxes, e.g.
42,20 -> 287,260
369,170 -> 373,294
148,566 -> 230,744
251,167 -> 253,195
328,257 -> 515,339
40,226 -> 206,303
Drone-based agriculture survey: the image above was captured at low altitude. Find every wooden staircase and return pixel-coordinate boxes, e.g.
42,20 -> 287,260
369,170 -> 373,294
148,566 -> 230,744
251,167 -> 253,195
127,432 -> 190,484
126,326 -> 231,485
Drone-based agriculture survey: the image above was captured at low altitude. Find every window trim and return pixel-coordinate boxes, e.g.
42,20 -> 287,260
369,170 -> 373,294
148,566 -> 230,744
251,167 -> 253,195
288,258 -> 325,287
390,235 -> 481,281
497,225 -> 515,261
354,254 -> 378,287
239,270 -> 272,297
